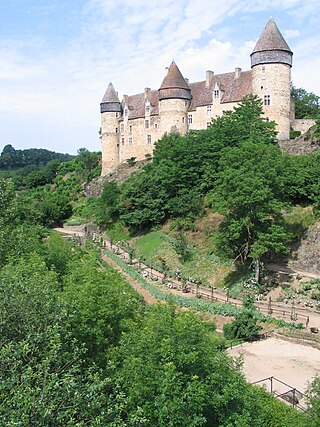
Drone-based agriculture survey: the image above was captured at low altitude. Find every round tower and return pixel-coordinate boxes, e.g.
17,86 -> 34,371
100,82 -> 122,176
158,61 -> 191,135
251,18 -> 293,140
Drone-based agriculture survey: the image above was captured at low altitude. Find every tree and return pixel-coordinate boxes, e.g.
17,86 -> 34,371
291,86 -> 320,119
223,308 -> 262,341
208,141 -> 291,282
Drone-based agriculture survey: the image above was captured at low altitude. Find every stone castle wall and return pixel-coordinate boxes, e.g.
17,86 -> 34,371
252,63 -> 291,139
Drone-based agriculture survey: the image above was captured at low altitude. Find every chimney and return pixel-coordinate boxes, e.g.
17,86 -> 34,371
185,78 -> 189,85
144,87 -> 151,99
235,67 -> 241,79
206,70 -> 214,87
123,95 -> 128,105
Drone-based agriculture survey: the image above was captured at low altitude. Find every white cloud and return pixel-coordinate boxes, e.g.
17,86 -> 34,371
1,0 -> 320,153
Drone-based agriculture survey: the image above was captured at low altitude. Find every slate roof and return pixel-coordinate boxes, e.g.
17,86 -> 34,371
126,90 -> 159,120
252,17 -> 292,53
189,70 -> 252,110
123,68 -> 252,119
159,61 -> 190,90
101,82 -> 120,104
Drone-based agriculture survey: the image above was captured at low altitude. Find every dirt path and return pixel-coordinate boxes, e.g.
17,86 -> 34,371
228,337 -> 320,395
54,227 -> 320,329
101,254 -> 157,304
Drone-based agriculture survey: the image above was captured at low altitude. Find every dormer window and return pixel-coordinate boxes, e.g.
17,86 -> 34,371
213,83 -> 220,101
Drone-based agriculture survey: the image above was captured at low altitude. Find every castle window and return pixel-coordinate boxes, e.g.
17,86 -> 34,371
120,123 -> 124,133
147,135 -> 152,144
128,137 -> 132,145
116,127 -> 118,133
182,117 -> 185,124
207,122 -> 211,129
129,125 -> 132,133
121,138 -> 125,146
154,123 -> 158,129
145,119 -> 149,129
188,114 -> 192,124
264,95 -> 271,106
214,90 -> 219,99
207,105 -> 212,116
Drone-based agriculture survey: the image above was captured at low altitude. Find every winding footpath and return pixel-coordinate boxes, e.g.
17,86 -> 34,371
54,227 -> 320,330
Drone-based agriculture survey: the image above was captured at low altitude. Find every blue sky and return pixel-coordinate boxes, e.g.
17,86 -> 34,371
1,0 -> 320,154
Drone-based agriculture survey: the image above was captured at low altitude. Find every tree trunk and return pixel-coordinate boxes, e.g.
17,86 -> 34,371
255,259 -> 260,284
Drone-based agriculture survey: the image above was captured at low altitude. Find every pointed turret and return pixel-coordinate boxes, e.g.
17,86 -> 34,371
100,82 -> 122,113
159,61 -> 191,100
251,18 -> 292,67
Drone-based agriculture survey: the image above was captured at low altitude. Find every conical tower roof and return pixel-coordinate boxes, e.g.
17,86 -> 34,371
159,61 -> 191,100
100,82 -> 122,113
251,18 -> 292,68
252,18 -> 292,54
101,82 -> 120,104
160,61 -> 190,90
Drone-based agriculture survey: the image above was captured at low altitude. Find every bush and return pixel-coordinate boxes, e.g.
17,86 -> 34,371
223,308 -> 262,341
289,129 -> 301,139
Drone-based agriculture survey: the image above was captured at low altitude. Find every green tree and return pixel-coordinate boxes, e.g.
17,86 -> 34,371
291,86 -> 320,119
208,141 -> 291,282
223,308 -> 262,341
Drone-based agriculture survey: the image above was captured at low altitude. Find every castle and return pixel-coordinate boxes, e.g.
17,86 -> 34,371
100,18 -> 301,176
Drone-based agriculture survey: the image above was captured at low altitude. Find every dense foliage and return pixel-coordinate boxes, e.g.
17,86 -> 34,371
93,95 -> 319,282
291,86 -> 320,119
0,144 -> 74,170
0,175 -> 315,425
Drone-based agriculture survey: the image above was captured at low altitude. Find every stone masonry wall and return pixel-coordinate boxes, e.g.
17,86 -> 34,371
252,63 -> 291,139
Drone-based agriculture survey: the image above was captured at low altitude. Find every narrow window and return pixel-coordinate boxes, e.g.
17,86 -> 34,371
145,119 -> 149,129
262,66 -> 265,74
121,138 -> 125,146
115,127 -> 118,133
214,90 -> 219,99
207,122 -> 211,129
188,114 -> 192,124
182,117 -> 185,124
154,123 -> 158,129
207,105 -> 212,116
124,108 -> 128,117
129,125 -> 132,133
145,105 -> 150,114
128,137 -> 132,145
264,95 -> 271,106
147,135 -> 152,144
120,123 -> 124,133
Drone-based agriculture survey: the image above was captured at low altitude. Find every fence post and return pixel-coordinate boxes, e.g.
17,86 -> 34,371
226,288 -> 229,303
270,376 -> 273,394
268,296 -> 272,315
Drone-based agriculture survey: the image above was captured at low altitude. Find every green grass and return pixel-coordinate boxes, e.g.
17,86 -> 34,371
131,230 -> 233,288
285,205 -> 317,229
132,232 -> 165,261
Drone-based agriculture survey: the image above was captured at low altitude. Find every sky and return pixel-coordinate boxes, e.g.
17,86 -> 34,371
1,0 -> 320,155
